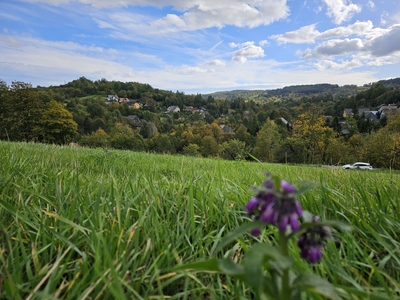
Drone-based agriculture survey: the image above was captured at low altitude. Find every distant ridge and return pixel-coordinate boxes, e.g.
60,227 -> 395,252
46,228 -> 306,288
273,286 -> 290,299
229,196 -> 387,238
203,78 -> 400,101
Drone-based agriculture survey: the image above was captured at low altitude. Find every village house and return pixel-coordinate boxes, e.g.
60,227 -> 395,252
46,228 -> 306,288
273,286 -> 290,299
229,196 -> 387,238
343,105 -> 398,121
106,94 -> 119,102
166,106 -> 180,113
343,109 -> 353,118
219,115 -> 235,134
343,108 -> 371,118
378,104 -> 398,118
127,115 -> 142,127
365,111 -> 378,121
119,98 -> 130,103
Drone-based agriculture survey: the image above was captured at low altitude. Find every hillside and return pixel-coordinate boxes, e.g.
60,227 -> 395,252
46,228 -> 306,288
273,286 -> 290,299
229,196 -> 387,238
204,78 -> 400,101
203,83 -> 365,100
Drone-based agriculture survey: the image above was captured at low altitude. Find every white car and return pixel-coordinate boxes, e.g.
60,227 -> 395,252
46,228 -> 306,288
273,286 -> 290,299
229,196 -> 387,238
342,162 -> 373,170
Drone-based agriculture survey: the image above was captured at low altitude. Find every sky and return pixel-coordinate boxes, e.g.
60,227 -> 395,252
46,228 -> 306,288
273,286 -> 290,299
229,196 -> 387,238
1,0 -> 400,94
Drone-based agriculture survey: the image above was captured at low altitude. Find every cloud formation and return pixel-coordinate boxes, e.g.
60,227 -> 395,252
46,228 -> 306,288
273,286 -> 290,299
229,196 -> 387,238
296,24 -> 400,59
24,0 -> 290,30
271,21 -> 375,44
322,0 -> 362,24
230,42 -> 265,63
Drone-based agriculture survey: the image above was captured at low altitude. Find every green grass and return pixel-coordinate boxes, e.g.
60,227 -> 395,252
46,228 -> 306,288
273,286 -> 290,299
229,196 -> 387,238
0,141 -> 399,299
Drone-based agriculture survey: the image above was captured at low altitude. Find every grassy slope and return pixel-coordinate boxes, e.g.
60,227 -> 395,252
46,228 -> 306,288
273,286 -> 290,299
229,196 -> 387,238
0,141 -> 399,299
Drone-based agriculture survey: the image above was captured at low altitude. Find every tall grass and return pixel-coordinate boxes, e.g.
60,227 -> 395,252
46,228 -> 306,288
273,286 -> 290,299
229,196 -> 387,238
0,141 -> 399,299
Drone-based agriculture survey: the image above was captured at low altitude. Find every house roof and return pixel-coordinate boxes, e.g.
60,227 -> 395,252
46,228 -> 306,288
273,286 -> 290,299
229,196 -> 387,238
128,115 -> 140,120
222,125 -> 235,134
280,117 -> 289,125
344,109 -> 353,115
167,105 -> 180,111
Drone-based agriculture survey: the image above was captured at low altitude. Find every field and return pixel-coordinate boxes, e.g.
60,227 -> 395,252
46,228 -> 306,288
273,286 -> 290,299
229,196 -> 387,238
0,141 -> 399,299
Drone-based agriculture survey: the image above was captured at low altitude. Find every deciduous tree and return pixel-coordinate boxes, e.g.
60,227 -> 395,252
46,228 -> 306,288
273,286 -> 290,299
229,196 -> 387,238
0,81 -> 44,141
41,100 -> 78,144
287,109 -> 335,164
252,119 -> 281,162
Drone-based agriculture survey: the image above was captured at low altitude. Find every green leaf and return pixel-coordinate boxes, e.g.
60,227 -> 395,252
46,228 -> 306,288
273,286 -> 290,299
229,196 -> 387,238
244,243 -> 293,272
173,258 -> 246,277
336,286 -> 391,300
293,273 -> 342,300
212,221 -> 264,255
293,181 -> 319,197
323,220 -> 352,231
300,220 -> 352,232
241,243 -> 293,298
173,258 -> 220,272
218,258 -> 245,276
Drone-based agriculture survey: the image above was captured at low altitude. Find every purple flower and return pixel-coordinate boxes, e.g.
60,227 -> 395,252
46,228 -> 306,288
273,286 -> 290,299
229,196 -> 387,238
246,196 -> 259,212
245,174 -> 303,234
281,180 -> 296,194
250,227 -> 261,237
297,218 -> 331,264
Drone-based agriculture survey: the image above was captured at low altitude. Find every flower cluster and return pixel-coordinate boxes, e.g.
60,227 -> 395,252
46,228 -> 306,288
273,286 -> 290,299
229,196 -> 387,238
246,174 -> 333,264
297,217 -> 331,264
245,173 -> 303,235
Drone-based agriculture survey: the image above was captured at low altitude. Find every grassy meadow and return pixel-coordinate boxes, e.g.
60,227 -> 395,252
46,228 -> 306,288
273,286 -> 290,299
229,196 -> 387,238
0,141 -> 399,299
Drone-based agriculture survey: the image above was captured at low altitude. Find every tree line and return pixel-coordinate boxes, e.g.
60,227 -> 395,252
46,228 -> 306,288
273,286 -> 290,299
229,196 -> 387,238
1,77 -> 399,169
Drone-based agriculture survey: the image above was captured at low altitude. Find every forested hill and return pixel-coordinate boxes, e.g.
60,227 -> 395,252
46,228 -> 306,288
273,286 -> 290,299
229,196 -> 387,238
205,83 -> 364,100
204,78 -> 400,101
376,77 -> 400,89
28,76 -> 400,102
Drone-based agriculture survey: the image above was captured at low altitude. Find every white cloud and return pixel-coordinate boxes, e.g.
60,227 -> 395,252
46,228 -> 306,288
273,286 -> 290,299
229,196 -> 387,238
366,0 -> 375,10
23,0 -> 290,30
368,25 -> 400,56
271,21 -> 374,44
297,24 -> 400,60
230,41 -> 265,63
319,20 -> 374,38
151,1 -> 289,32
300,38 -> 364,58
175,65 -> 209,74
315,59 -> 363,70
322,0 -> 362,24
204,59 -> 226,67
271,24 -> 320,44
380,11 -> 389,25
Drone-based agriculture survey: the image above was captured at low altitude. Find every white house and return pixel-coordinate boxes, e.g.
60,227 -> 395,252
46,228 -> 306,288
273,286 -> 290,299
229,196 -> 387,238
166,106 -> 180,113
106,95 -> 119,102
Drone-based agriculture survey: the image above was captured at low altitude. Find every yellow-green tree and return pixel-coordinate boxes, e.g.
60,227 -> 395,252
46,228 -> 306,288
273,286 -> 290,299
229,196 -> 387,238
41,100 -> 78,144
363,111 -> 400,169
287,109 -> 335,164
200,135 -> 219,157
79,128 -> 109,148
219,139 -> 247,160
110,122 -> 145,150
252,119 -> 281,162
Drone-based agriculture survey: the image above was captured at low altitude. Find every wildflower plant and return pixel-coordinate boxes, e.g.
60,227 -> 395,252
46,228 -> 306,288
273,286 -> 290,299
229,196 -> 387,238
176,173 -> 351,300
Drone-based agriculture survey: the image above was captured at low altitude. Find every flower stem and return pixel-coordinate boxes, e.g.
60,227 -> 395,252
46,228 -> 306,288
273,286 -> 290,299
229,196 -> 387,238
279,232 -> 290,300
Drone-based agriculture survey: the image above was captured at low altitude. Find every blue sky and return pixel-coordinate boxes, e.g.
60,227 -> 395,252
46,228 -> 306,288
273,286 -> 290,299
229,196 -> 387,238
1,0 -> 400,93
